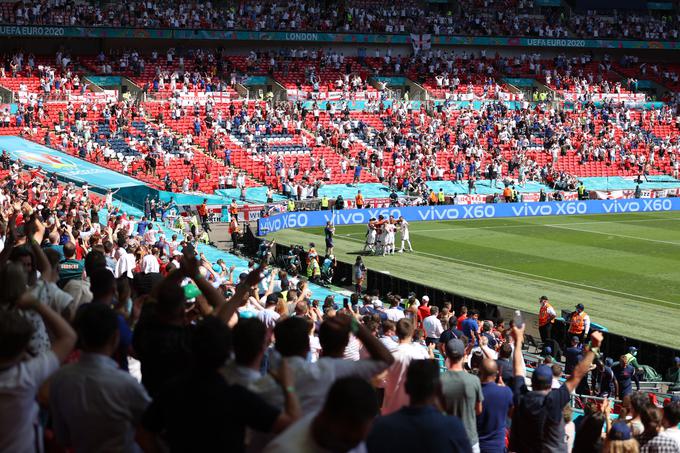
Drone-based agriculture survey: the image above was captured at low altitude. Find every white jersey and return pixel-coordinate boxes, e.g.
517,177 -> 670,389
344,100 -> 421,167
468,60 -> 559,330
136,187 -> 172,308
384,223 -> 395,245
366,225 -> 376,244
400,220 -> 410,240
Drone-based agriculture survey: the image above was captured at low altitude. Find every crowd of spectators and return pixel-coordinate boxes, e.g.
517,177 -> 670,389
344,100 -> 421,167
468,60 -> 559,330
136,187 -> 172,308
1,159 -> 680,452
1,45 -> 679,201
2,0 -> 679,40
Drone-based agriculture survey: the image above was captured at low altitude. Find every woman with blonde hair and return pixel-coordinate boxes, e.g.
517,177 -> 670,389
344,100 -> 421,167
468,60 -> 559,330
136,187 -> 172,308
603,422 -> 640,453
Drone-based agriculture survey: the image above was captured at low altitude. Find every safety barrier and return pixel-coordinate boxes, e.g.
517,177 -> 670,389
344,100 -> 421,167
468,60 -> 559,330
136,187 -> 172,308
258,197 -> 680,235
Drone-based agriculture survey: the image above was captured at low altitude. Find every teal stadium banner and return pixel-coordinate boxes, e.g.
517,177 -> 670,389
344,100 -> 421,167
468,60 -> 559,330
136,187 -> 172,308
0,25 -> 678,50
0,137 -> 144,189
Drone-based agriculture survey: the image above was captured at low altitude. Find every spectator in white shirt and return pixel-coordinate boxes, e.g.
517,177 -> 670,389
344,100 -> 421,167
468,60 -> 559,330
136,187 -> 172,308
251,314 -> 393,415
384,298 -> 405,322
114,244 -> 136,280
257,294 -> 281,329
382,318 -> 433,415
0,287 -> 76,453
423,306 -> 444,346
141,250 -> 160,274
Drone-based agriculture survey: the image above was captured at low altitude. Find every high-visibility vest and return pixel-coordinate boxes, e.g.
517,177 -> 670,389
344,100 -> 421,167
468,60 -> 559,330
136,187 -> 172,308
578,185 -> 585,196
229,203 -> 238,215
287,200 -> 295,211
356,194 -> 364,206
321,196 -> 329,208
539,303 -> 555,327
429,192 -> 437,203
438,191 -> 445,202
568,311 -> 587,334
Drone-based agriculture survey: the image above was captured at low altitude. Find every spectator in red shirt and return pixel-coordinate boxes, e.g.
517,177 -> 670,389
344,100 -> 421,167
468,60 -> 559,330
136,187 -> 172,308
457,306 -> 468,331
417,295 -> 431,324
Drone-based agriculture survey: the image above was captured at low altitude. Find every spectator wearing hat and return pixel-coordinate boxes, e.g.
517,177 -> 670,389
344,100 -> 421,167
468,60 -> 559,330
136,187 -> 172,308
594,358 -> 618,398
625,346 -> 645,381
440,338 -> 483,452
604,422 -> 640,452
509,323 -> 604,453
564,336 -> 583,375
538,295 -> 556,343
567,303 -> 590,345
417,295 -> 431,324
614,354 -> 640,399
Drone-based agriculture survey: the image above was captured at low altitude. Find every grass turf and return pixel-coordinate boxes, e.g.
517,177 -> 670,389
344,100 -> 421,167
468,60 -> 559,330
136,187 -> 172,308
271,211 -> 680,348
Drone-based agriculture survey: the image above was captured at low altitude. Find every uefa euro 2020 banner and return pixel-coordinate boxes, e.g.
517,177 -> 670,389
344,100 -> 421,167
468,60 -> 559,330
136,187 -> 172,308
0,26 -> 678,50
258,198 -> 680,235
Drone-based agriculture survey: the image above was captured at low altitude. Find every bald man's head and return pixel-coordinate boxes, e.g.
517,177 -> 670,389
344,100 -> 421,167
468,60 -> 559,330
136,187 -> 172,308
479,358 -> 498,382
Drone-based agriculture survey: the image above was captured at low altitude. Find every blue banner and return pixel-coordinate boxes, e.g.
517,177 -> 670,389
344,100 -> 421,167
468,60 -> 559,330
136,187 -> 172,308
0,136 -> 144,189
258,198 -> 680,235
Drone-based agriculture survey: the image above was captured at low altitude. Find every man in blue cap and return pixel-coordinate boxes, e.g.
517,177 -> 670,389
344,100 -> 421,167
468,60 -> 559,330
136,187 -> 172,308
509,323 -> 604,453
594,357 -> 618,398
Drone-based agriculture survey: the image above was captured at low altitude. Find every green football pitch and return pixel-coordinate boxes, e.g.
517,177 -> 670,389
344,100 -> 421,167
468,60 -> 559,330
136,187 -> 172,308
270,211 -> 680,348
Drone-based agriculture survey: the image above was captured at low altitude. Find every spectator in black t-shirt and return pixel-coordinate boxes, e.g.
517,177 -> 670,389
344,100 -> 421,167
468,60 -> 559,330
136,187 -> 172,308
132,247 -> 261,397
139,317 -> 300,453
509,324 -> 604,453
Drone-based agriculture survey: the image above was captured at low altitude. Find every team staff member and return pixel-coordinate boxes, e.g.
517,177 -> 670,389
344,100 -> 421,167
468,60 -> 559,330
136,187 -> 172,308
324,221 -> 335,256
538,296 -> 556,343
567,303 -> 590,345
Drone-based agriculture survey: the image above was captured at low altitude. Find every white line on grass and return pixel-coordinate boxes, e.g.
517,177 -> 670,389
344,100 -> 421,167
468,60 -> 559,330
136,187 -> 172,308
336,234 -> 680,307
344,217 -> 680,246
544,224 -> 680,246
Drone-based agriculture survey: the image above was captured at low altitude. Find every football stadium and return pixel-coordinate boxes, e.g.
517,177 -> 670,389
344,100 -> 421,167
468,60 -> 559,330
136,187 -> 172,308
2,0 -> 680,451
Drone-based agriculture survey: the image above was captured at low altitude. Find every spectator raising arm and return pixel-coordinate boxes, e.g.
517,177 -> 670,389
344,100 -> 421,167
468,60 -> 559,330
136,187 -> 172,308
268,359 -> 302,433
17,292 -> 76,362
512,324 -> 526,380
566,331 -> 604,393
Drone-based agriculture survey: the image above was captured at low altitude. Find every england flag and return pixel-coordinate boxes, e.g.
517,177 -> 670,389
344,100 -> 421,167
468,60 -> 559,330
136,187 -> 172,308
410,34 -> 432,53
